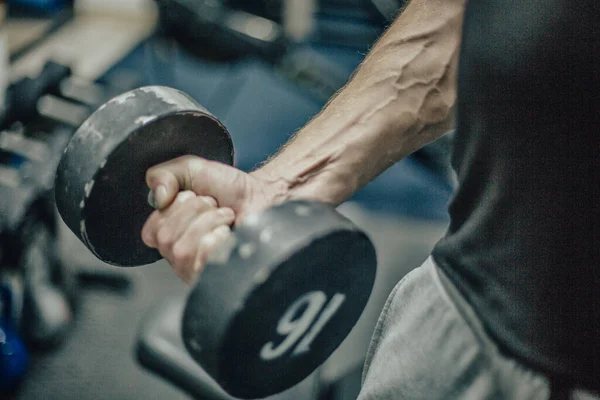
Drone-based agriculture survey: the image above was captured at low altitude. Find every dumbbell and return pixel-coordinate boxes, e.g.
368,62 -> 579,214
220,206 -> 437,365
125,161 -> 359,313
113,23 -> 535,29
0,178 -> 73,348
2,61 -> 89,130
54,86 -> 377,398
0,284 -> 29,393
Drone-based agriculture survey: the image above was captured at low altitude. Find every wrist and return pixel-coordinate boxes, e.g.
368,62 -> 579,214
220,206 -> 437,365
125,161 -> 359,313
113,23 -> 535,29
248,168 -> 292,205
251,153 -> 358,207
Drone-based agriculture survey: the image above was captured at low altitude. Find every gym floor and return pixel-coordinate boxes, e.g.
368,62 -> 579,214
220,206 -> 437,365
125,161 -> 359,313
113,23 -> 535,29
15,220 -> 192,400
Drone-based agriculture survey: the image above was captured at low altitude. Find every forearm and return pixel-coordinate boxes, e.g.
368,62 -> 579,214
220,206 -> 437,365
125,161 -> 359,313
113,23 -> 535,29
254,0 -> 465,205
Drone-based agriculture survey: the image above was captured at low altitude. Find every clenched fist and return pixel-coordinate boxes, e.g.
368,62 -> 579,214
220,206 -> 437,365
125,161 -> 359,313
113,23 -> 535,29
142,191 -> 235,283
141,156 -> 287,283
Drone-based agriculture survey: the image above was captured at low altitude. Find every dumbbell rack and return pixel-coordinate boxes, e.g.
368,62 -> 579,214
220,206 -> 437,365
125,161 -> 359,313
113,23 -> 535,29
0,61 -> 139,393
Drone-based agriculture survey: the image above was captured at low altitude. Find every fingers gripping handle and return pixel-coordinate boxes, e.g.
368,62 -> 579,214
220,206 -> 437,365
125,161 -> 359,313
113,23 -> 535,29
147,190 -> 218,210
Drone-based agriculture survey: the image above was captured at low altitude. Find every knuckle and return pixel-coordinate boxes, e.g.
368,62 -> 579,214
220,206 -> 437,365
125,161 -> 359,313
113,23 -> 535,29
179,154 -> 196,163
141,228 -> 153,246
187,198 -> 214,215
186,158 -> 206,190
175,191 -> 195,204
197,209 -> 219,226
156,227 -> 174,248
198,196 -> 217,208
209,207 -> 224,218
216,207 -> 235,221
186,157 -> 205,173
145,170 -> 158,187
172,242 -> 194,262
146,165 -> 165,183
146,163 -> 159,176
191,197 -> 210,212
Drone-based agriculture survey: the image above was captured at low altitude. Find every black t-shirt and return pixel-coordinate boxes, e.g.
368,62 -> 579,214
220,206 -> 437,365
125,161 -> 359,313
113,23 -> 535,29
432,0 -> 599,390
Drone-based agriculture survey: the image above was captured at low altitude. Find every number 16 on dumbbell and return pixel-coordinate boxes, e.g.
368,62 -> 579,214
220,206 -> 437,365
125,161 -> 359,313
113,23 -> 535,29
54,86 -> 377,398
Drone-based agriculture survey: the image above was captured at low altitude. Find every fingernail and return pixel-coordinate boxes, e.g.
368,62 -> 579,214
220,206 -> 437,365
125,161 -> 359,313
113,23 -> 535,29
218,207 -> 235,218
147,191 -> 157,209
154,185 -> 168,208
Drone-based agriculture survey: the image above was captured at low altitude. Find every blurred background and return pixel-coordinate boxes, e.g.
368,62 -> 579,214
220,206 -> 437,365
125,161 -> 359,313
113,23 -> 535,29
0,0 -> 461,399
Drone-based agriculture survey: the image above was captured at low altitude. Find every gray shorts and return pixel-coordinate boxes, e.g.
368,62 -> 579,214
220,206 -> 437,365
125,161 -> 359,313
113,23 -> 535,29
358,257 -> 552,400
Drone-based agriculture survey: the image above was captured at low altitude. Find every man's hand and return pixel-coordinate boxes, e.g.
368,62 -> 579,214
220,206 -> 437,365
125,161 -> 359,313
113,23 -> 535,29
141,156 -> 288,283
141,190 -> 234,283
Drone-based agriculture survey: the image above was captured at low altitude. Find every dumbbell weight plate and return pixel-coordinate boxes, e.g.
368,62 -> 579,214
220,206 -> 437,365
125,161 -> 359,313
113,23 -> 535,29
55,87 -> 234,266
182,200 -> 377,399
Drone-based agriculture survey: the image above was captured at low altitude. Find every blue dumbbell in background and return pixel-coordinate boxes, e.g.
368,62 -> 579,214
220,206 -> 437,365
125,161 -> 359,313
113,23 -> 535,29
0,284 -> 29,393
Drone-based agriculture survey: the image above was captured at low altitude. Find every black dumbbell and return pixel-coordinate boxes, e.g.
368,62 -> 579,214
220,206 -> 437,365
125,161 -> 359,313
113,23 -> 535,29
1,61 -> 90,130
54,86 -> 377,398
0,178 -> 73,348
2,61 -> 71,127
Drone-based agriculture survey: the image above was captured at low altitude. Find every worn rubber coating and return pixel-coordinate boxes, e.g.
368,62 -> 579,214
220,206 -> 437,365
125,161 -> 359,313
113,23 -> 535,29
182,200 -> 377,399
55,86 -> 234,266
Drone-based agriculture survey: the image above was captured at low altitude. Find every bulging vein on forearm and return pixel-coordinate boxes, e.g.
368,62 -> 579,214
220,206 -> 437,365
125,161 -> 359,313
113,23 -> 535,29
257,0 -> 465,204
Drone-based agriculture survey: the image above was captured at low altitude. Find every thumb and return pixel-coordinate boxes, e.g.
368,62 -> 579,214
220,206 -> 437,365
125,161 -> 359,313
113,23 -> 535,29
146,156 -> 246,209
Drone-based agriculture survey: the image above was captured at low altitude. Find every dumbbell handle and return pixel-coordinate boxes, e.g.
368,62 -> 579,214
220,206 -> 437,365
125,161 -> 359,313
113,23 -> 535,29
2,61 -> 71,128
